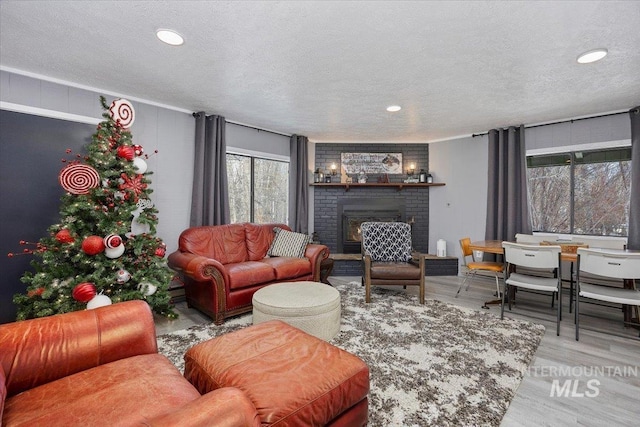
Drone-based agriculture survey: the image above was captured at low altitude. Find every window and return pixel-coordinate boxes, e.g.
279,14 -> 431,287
526,147 -> 631,236
227,153 -> 289,224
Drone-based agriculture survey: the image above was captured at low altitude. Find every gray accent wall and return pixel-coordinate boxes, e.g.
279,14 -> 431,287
0,70 -> 195,255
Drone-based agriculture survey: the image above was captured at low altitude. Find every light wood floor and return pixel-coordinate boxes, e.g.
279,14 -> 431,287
155,275 -> 640,427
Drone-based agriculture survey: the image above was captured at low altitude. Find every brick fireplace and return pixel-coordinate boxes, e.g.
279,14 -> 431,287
313,143 -> 430,275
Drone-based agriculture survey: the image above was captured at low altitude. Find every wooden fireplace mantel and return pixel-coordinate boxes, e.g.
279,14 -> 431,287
310,182 -> 445,191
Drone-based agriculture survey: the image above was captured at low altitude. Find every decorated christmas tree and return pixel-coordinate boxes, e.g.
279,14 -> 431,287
11,97 -> 176,320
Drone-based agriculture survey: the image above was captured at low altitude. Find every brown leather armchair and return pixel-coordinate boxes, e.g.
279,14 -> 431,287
361,221 -> 425,304
0,301 -> 260,427
168,223 -> 329,324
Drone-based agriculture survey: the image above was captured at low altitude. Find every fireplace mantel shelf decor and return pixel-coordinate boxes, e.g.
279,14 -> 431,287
311,182 -> 445,191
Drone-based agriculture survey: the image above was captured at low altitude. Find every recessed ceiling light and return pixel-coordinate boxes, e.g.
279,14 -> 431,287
386,105 -> 402,112
156,29 -> 184,46
577,48 -> 607,64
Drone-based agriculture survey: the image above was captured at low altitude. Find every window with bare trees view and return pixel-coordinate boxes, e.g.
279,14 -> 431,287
527,147 -> 631,236
227,153 -> 289,224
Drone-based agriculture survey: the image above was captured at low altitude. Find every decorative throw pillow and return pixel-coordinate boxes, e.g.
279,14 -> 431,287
267,227 -> 310,258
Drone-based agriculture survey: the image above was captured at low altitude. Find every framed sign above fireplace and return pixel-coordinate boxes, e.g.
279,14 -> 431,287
341,152 -> 403,174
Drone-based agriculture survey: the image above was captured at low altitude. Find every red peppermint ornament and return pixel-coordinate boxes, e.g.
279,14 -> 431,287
55,229 -> 75,243
117,145 -> 135,161
155,246 -> 166,257
109,99 -> 135,128
59,163 -> 100,195
81,235 -> 105,255
103,234 -> 122,249
72,282 -> 97,302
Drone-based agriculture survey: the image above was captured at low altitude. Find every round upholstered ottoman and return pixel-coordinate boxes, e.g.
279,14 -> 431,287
252,281 -> 341,341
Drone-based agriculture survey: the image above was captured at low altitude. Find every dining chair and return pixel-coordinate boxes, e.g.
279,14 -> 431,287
575,248 -> 640,341
514,233 -> 547,244
361,222 -> 425,304
515,234 -> 562,309
456,237 -> 504,300
502,242 -> 563,335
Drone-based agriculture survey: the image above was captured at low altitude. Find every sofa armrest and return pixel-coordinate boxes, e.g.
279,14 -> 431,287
0,300 -> 157,397
143,387 -> 260,427
304,244 -> 330,281
168,251 -> 229,284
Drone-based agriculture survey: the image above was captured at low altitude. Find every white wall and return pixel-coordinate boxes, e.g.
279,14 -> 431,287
428,135 -> 488,261
0,70 -> 195,254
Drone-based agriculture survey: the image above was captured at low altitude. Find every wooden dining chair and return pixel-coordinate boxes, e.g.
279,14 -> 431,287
502,242 -> 563,335
456,237 -> 504,300
575,248 -> 640,341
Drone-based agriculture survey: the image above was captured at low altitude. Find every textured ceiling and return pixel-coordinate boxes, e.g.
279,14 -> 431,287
1,1 -> 639,142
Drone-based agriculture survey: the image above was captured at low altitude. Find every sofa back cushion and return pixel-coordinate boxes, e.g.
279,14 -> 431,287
179,224 -> 248,265
0,301 -> 157,397
245,223 -> 290,261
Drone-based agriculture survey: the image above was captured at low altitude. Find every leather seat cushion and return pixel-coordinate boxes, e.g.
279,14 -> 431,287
259,257 -> 312,280
226,261 -> 277,290
370,261 -> 422,280
3,354 -> 200,427
184,320 -> 369,426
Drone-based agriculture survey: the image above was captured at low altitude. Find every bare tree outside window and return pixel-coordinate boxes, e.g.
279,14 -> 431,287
527,148 -> 631,237
227,154 -> 289,224
254,158 -> 288,223
574,152 -> 631,236
227,154 -> 251,223
527,154 -> 571,233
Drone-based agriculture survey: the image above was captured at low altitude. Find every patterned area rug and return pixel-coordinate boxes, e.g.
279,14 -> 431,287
157,283 -> 545,426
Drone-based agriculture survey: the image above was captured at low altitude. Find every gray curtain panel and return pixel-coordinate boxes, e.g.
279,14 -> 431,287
288,134 -> 309,233
485,125 -> 532,244
190,113 -> 230,226
628,106 -> 640,250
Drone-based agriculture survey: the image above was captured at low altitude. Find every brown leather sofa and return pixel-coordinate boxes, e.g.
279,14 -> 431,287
168,223 -> 329,324
0,300 -> 260,427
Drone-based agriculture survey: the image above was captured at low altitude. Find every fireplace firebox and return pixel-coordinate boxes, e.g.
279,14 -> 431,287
341,210 -> 402,253
337,199 -> 405,254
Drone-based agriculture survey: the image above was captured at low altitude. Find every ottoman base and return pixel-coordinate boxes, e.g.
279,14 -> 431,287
184,320 -> 369,427
252,281 -> 341,341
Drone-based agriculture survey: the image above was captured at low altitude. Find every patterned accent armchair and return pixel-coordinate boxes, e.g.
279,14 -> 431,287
360,222 -> 425,304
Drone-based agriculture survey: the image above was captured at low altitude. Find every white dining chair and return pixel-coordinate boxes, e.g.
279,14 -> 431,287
502,242 -> 563,335
575,248 -> 640,341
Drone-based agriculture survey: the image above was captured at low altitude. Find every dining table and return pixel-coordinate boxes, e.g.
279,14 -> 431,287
468,240 -> 639,330
468,240 -> 578,262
